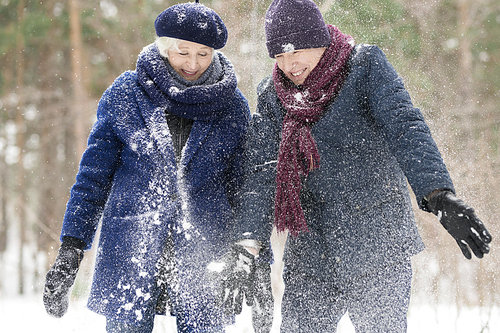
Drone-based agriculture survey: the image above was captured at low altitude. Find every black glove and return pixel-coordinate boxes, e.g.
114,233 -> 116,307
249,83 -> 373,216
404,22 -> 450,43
43,239 -> 85,317
250,259 -> 274,333
427,190 -> 492,259
214,244 -> 256,315
212,244 -> 274,331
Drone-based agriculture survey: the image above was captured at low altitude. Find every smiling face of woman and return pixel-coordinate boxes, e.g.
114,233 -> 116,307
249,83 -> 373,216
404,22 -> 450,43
275,47 -> 326,85
167,40 -> 213,81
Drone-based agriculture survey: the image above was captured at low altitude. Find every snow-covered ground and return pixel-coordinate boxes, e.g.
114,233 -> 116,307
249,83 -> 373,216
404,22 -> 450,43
1,230 -> 498,332
1,294 -> 498,332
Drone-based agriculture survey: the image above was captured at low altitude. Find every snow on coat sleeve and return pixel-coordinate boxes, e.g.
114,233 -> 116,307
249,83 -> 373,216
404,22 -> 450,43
60,75 -> 126,250
234,77 -> 282,245
362,45 -> 455,208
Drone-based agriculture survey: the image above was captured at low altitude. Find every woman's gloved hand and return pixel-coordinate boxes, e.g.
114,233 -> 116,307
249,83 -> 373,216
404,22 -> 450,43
43,238 -> 85,317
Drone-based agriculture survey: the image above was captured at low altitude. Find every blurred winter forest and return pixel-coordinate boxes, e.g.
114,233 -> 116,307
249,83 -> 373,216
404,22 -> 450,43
1,0 -> 500,327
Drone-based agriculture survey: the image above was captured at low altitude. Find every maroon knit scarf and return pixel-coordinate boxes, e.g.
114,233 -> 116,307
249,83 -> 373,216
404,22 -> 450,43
273,25 -> 354,236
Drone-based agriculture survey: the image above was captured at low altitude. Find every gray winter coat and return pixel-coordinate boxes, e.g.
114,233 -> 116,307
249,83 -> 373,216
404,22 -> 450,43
235,44 -> 454,289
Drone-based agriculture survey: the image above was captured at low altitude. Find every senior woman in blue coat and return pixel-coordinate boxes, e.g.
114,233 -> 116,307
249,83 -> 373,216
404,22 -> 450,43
42,3 -> 250,333
229,0 -> 492,332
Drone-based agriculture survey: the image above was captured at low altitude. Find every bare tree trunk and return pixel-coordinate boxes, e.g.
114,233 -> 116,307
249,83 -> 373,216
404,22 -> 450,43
16,0 -> 27,295
69,0 -> 87,160
0,147 -> 6,254
457,0 -> 473,111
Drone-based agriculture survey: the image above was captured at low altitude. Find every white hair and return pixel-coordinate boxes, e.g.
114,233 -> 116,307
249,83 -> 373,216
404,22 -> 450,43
155,36 -> 216,60
155,37 -> 182,59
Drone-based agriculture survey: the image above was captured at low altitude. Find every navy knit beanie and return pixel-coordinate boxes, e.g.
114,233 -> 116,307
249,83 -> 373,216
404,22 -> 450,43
265,0 -> 331,58
155,2 -> 228,50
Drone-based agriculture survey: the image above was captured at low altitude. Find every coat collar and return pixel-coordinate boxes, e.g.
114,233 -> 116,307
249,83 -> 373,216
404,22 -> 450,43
135,87 -> 213,170
178,119 -> 213,173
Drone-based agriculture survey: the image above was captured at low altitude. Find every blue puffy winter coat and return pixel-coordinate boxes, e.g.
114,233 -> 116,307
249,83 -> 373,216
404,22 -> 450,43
236,45 -> 454,288
60,51 -> 250,326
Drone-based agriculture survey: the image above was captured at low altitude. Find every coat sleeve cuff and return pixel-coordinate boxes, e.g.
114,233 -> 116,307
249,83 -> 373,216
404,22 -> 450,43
235,239 -> 263,251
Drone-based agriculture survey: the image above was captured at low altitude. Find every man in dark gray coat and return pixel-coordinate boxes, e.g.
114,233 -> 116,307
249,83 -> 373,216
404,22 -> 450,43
228,0 -> 492,332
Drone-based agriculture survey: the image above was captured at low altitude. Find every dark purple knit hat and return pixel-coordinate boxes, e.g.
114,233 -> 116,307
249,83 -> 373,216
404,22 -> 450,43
265,0 -> 331,58
155,3 -> 228,50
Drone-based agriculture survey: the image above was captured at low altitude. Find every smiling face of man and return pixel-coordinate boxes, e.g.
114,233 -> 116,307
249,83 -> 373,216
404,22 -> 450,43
275,47 -> 326,85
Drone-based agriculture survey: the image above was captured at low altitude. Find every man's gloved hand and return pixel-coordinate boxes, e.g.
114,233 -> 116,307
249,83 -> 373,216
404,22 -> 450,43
212,244 -> 256,315
211,244 -> 274,332
249,259 -> 274,333
427,190 -> 492,259
43,238 -> 85,317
